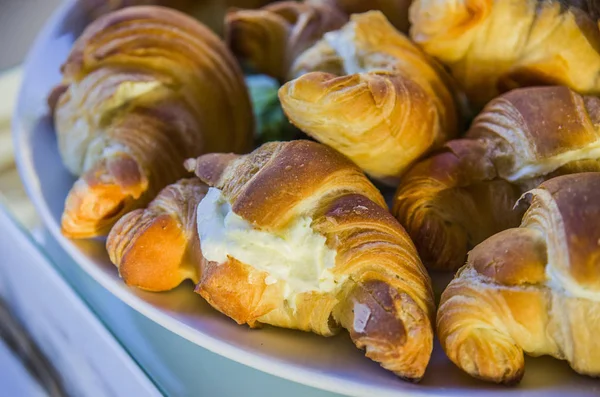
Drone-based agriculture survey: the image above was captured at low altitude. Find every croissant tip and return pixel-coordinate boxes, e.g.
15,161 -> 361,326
60,224 -> 77,239
500,370 -> 525,386
469,365 -> 524,386
61,209 -> 105,239
396,374 -> 422,383
112,212 -> 197,292
60,215 -> 110,239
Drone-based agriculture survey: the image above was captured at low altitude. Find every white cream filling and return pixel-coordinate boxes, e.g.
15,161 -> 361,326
196,188 -> 340,304
324,30 -> 368,75
505,145 -> 600,182
545,265 -> 600,302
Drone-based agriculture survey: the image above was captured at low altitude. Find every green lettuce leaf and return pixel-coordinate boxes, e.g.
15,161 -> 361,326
245,74 -> 297,143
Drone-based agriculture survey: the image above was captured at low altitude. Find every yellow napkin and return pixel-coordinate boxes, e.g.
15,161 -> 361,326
0,67 -> 39,229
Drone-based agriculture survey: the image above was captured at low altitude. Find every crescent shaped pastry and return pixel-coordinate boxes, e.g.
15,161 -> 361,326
50,6 -> 253,238
410,0 -> 600,108
394,86 -> 600,271
279,11 -> 460,184
187,140 -> 435,381
437,172 -> 600,384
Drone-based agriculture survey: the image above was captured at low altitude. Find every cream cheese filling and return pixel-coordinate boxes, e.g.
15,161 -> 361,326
324,30 -> 369,75
505,144 -> 600,182
196,188 -> 340,304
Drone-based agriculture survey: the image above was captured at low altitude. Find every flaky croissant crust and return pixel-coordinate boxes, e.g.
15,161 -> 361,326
410,0 -> 600,108
81,0 -> 277,36
394,86 -> 600,271
226,0 -> 347,81
52,6 -> 253,238
107,178 -> 207,292
437,172 -> 600,384
186,140 -> 435,381
279,11 -> 460,184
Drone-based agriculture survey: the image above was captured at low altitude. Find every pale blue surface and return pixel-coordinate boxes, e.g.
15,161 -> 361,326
0,339 -> 47,397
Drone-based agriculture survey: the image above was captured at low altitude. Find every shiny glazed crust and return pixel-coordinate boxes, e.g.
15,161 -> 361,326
394,86 -> 600,271
186,140 -> 435,381
437,172 -> 600,384
52,6 -> 253,238
279,11 -> 460,184
409,0 -> 600,108
106,178 -> 208,291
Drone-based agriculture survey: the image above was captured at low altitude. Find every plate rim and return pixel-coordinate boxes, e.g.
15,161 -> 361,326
13,1 -> 597,397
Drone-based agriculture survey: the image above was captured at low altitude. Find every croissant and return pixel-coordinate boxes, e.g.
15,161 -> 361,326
437,172 -> 600,384
225,1 -> 347,82
393,86 -> 600,271
107,178 -> 207,292
82,0 -> 275,34
180,0 -> 279,35
278,11 -> 459,185
50,6 -> 253,238
311,0 -> 413,32
409,0 -> 600,109
185,140 -> 435,381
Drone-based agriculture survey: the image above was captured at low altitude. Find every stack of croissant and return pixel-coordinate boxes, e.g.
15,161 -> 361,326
47,0 -> 600,385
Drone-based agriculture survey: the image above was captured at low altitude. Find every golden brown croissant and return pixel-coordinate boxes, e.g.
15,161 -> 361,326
107,178 -> 207,292
394,86 -> 600,271
50,6 -> 253,238
278,11 -> 459,184
82,0 -> 274,34
409,0 -> 600,109
437,172 -> 600,384
311,0 -> 413,32
225,1 -> 347,82
186,140 -> 435,381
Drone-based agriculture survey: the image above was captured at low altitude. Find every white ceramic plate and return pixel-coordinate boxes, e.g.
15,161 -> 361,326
13,1 -> 600,396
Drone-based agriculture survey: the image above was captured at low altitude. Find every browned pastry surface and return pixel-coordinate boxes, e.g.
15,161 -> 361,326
81,0 -> 274,34
107,178 -> 207,291
394,86 -> 600,271
437,172 -> 600,384
410,0 -> 600,109
186,140 -> 435,381
279,11 -> 460,184
226,1 -> 347,81
51,6 -> 253,238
